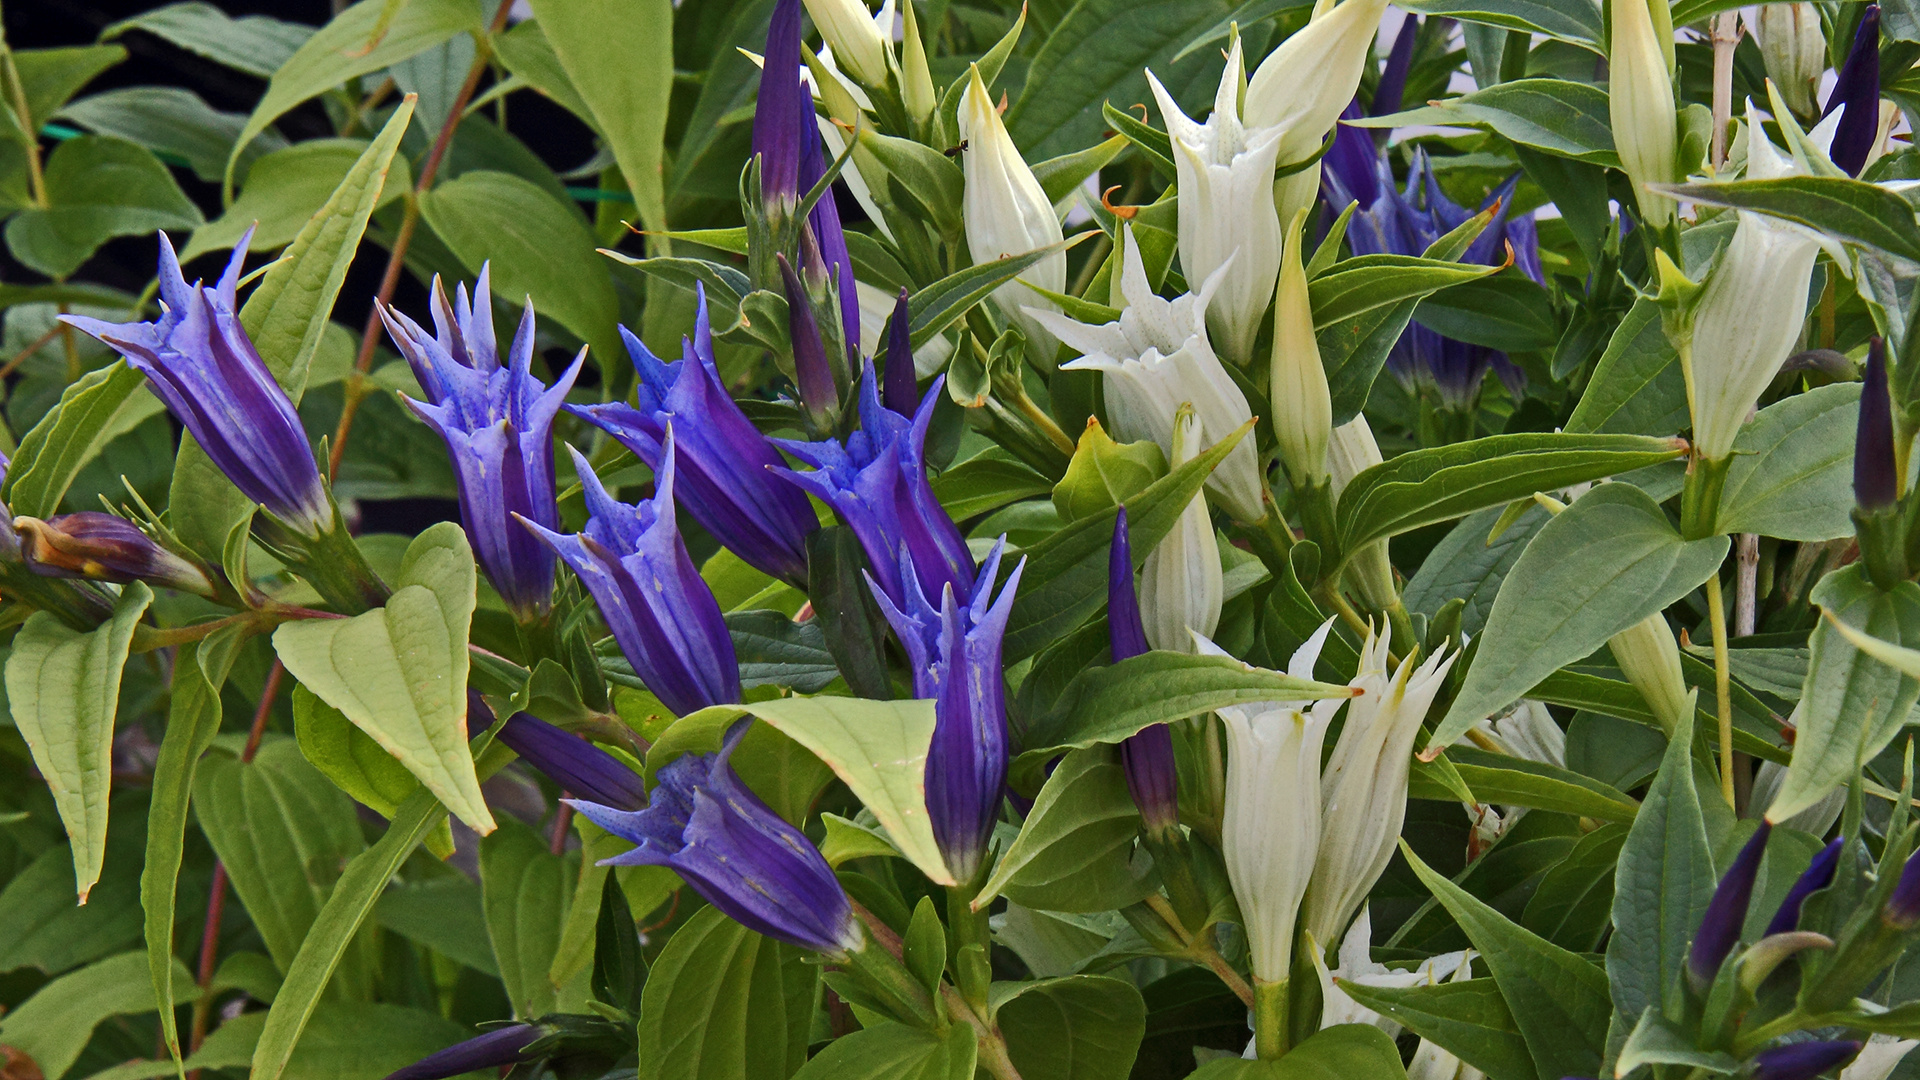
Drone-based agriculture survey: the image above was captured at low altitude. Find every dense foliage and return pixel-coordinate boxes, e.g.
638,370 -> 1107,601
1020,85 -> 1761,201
3,0 -> 1920,1078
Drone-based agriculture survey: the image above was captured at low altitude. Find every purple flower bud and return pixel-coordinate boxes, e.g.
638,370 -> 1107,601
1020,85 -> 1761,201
777,252 -> 840,425
520,432 -> 741,718
14,512 -> 213,596
1689,820 -> 1771,989
379,267 -> 583,621
570,286 -> 818,587
1751,1040 -> 1863,1080
1824,5 -> 1880,177
882,288 -> 916,417
868,541 -> 1025,883
774,369 -> 974,611
571,720 -> 861,954
1372,15 -> 1420,118
1885,845 -> 1920,928
63,230 -> 332,537
1856,337 -> 1897,511
383,1023 -> 548,1080
1766,837 -> 1844,936
497,711 -> 646,811
753,0 -> 810,209
1109,508 -> 1178,831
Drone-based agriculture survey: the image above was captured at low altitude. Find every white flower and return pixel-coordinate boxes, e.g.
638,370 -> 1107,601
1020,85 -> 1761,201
1037,225 -> 1267,523
1141,405 -> 1224,652
1147,39 -> 1285,366
1751,755 -> 1846,837
1607,613 -> 1692,737
802,0 -> 893,88
854,280 -> 952,375
1750,3 -> 1825,119
1305,625 -> 1458,947
1608,0 -> 1677,226
1312,906 -> 1475,1036
1841,1035 -> 1919,1080
1407,960 -> 1487,1080
1271,206 -> 1332,490
959,65 -> 1066,361
1243,0 -> 1390,225
1327,413 -> 1395,609
1474,700 -> 1566,768
1204,619 -> 1344,983
1683,108 -> 1836,462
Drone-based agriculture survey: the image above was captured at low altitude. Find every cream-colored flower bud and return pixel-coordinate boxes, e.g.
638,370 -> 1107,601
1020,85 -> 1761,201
959,65 -> 1066,360
1243,0 -> 1390,225
1608,0 -> 1678,226
1271,208 -> 1331,489
1141,405 -> 1224,652
899,0 -> 936,124
802,0 -> 892,88
1752,3 -> 1826,118
1328,416 -> 1394,609
1607,614 -> 1691,737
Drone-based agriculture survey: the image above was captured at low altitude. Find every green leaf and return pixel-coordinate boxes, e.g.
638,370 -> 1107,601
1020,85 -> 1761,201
1336,432 -> 1686,559
1337,977 -> 1533,1080
1186,1023 -> 1408,1079
102,3 -> 312,80
182,138 -> 409,261
489,20 -> 597,131
292,682 -> 447,852
1522,822 -> 1629,952
1005,419 -> 1248,661
729,610 -> 839,693
1607,702 -> 1715,1027
273,523 -> 493,833
859,129 -> 966,239
3,360 -> 150,519
142,629 -> 243,1065
1716,382 -> 1859,541
933,448 -> 1057,521
419,168 -> 621,367
1410,748 -> 1640,821
1360,78 -> 1614,163
224,0 -> 479,197
1659,175 -> 1920,263
3,582 -> 151,901
1770,566 -> 1920,820
790,1022 -> 977,1080
979,747 -> 1155,913
992,974 -> 1148,1080
904,898 -> 947,994
1616,1008 -> 1741,1075
6,136 -> 202,279
1402,502 -> 1551,639
909,237 -> 1086,350
1321,297 -> 1421,426
1019,651 -> 1354,761
0,951 -> 193,1080
1401,843 -> 1612,1080
194,739 -> 373,989
1430,483 -> 1728,750
9,45 -> 128,133
1034,135 -> 1131,205
1413,275 -> 1562,353
1308,254 -> 1502,328
375,877 -> 498,976
481,816 -> 575,1018
56,85 -> 285,183
0,804 -> 146,975
173,100 -> 412,561
525,0 -> 674,236
803,525 -> 892,699
1565,299 -> 1688,436
637,905 -> 817,1080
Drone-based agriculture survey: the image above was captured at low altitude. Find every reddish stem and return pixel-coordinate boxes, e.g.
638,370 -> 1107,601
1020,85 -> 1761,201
550,799 -> 574,855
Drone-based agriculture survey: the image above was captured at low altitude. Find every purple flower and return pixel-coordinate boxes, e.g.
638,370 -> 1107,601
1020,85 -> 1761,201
1109,508 -> 1177,832
1689,820 -> 1770,990
13,512 -> 213,596
62,230 -> 331,537
520,432 -> 741,718
774,369 -> 973,610
1767,837 -> 1844,936
379,266 -> 583,620
1824,4 -> 1880,177
1857,337 -> 1896,510
1750,1041 -> 1862,1080
1885,846 -> 1920,928
882,287 -> 916,417
496,711 -> 646,811
868,541 -> 1025,882
383,1023 -> 548,1080
571,720 -> 862,954
1370,14 -> 1421,119
1321,145 -> 1543,413
778,251 -> 840,426
569,286 -> 818,588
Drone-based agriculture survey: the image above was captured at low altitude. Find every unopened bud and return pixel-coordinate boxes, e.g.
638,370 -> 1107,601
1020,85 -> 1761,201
15,512 -> 214,596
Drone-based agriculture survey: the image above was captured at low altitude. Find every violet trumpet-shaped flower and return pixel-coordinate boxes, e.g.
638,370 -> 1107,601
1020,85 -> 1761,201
14,512 -> 214,596
1767,837 -> 1845,936
520,434 -> 741,718
868,541 -> 1026,883
570,287 -> 818,588
1110,508 -> 1178,833
379,266 -> 583,621
574,720 -> 863,954
497,711 -> 647,811
1752,1041 -> 1864,1080
1688,820 -> 1771,989
774,369 -> 973,610
1858,338 -> 1897,511
383,1023 -> 549,1080
63,230 -> 331,537
1321,146 -> 1541,416
1824,5 -> 1881,177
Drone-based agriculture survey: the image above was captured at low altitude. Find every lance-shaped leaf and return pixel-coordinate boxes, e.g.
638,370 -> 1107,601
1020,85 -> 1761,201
1306,254 -> 1503,328
3,361 -> 152,520
273,522 -> 494,834
3,582 -> 152,901
1358,78 -> 1617,164
1718,383 -> 1863,542
1656,176 -> 1920,264
976,748 -> 1156,912
1185,1023 -> 1408,1079
789,1022 -> 976,1080
1408,748 -> 1640,821
1337,977 -> 1533,1080
906,236 -> 1089,349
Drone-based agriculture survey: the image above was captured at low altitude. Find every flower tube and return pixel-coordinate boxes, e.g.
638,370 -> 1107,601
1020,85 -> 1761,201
959,64 -> 1066,361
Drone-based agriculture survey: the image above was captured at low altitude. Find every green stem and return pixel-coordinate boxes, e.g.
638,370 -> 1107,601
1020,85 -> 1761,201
1680,455 -> 1731,541
1704,573 -> 1736,809
947,870 -> 992,1012
265,509 -> 391,615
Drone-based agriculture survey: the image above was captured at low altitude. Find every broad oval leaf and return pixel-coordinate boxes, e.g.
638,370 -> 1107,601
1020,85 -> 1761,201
1716,382 -> 1859,541
636,905 -> 817,1080
977,747 -> 1156,913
